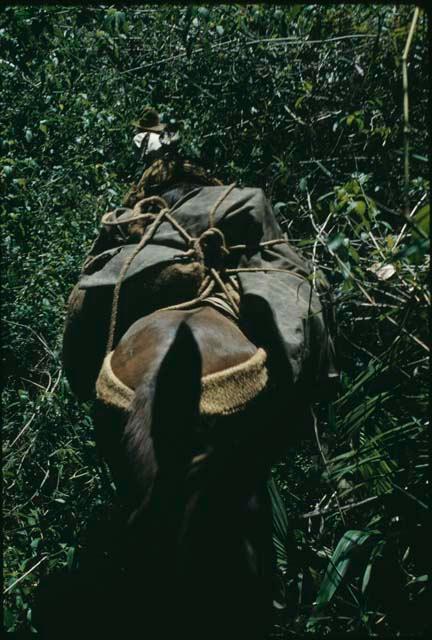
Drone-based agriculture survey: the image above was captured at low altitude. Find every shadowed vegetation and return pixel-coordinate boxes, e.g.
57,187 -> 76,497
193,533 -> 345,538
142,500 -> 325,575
1,5 -> 429,636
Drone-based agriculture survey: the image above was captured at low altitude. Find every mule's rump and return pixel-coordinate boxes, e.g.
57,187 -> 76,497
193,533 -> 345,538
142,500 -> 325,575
96,308 -> 268,416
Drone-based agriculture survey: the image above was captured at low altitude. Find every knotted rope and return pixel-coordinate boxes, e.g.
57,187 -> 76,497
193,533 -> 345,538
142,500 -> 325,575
105,184 -> 238,354
104,182 -> 309,355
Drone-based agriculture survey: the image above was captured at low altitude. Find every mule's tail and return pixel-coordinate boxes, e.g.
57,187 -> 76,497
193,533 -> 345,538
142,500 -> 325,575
122,321 -> 202,525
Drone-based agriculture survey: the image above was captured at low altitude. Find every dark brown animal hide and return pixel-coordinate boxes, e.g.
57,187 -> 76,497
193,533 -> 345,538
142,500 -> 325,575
62,259 -> 204,400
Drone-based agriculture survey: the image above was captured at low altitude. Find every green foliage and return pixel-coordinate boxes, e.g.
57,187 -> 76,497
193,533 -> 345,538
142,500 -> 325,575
1,5 -> 429,636
268,477 -> 290,571
308,529 -> 381,624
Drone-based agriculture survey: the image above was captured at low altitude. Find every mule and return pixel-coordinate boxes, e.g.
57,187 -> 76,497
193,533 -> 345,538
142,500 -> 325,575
92,305 -> 278,639
38,153 -> 314,636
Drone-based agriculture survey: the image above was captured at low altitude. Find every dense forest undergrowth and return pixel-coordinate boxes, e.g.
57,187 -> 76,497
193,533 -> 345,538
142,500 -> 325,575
1,5 -> 429,637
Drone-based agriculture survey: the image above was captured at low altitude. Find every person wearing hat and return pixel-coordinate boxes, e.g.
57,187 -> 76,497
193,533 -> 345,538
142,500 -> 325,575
123,107 -> 221,208
132,107 -> 171,164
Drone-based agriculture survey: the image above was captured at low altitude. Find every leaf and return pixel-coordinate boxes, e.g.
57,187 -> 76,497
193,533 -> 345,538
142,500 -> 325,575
353,200 -> 366,216
368,262 -> 396,280
335,361 -> 386,410
348,246 -> 359,263
361,539 -> 385,593
3,607 -> 16,632
31,538 -> 40,552
407,574 -> 429,585
66,546 -> 76,570
294,95 -> 305,110
413,204 -> 429,237
216,25 -> 224,35
327,232 -> 345,252
313,530 -> 380,609
114,10 -> 125,31
268,477 -> 289,569
299,177 -> 308,192
343,393 -> 391,440
397,237 -> 429,264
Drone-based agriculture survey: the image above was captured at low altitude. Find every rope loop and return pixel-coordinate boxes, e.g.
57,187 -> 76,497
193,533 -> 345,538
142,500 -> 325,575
105,183 -> 245,354
194,226 -> 229,270
101,195 -> 169,231
132,195 -> 169,217
199,226 -> 229,252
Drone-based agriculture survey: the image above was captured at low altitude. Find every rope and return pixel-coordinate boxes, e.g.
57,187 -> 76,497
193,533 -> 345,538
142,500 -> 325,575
154,279 -> 216,313
133,196 -> 170,214
157,184 -> 239,318
103,182 -> 308,354
197,227 -> 229,254
197,274 -> 212,296
101,198 -> 170,227
228,238 -> 290,251
104,185 -> 238,354
163,211 -> 195,245
106,203 -> 170,354
227,274 -> 241,292
208,182 -> 236,227
226,267 -> 309,282
210,268 -> 240,316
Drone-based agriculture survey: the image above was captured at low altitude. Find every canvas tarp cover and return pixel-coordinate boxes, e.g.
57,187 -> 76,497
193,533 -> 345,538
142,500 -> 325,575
77,186 -> 338,399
